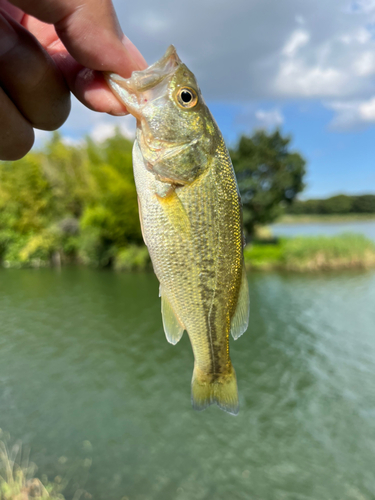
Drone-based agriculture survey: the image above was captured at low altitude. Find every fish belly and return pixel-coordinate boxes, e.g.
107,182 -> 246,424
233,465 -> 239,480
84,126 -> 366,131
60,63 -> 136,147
133,139 -> 244,413
134,138 -> 243,364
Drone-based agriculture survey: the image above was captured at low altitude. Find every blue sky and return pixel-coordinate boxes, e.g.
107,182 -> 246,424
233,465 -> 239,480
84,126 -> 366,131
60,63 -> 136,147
39,0 -> 375,199
209,100 -> 375,198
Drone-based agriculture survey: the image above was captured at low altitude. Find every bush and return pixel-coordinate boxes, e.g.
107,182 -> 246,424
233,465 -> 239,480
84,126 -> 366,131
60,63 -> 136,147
244,242 -> 283,270
0,131 -> 142,270
18,228 -> 62,265
114,245 -> 150,272
78,227 -> 114,268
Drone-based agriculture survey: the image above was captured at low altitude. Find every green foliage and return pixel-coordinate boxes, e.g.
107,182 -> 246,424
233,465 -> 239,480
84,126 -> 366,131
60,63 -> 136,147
352,194 -> 375,213
282,233 -> 375,270
18,228 -> 61,265
230,130 -> 306,236
0,438 -> 65,500
244,243 -> 283,270
0,130 -> 142,268
114,245 -> 151,272
0,430 -> 92,500
244,234 -> 375,271
288,194 -> 375,215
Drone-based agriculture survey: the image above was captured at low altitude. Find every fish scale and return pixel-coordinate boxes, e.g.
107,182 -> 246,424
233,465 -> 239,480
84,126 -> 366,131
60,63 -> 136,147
106,45 -> 249,414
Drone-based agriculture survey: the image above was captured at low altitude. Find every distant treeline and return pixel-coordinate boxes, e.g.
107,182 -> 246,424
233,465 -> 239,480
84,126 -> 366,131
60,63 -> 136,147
286,194 -> 375,215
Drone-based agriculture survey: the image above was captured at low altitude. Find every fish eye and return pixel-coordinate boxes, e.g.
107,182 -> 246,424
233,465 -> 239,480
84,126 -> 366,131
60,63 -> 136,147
176,87 -> 198,109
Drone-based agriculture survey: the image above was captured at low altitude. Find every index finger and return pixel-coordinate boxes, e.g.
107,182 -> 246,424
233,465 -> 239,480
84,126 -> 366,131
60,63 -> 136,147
7,0 -> 147,77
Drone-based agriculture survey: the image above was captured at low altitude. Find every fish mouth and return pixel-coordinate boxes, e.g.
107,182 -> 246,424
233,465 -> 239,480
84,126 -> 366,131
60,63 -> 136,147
105,45 -> 181,116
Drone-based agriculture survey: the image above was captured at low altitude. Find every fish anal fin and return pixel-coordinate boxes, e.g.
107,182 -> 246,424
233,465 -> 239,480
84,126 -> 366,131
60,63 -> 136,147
230,265 -> 250,340
191,365 -> 239,416
161,292 -> 184,345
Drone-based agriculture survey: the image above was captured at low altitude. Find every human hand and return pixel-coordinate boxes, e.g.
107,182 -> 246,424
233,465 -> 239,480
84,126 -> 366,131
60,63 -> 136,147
0,0 -> 147,160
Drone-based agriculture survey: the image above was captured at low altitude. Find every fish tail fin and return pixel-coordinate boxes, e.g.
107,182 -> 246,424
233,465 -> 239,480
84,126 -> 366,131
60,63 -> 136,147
191,364 -> 239,416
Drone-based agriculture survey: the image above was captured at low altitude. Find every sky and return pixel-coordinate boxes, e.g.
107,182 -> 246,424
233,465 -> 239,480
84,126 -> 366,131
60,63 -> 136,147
40,0 -> 375,199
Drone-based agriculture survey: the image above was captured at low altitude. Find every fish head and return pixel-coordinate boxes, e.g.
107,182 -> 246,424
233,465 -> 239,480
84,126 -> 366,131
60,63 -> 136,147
105,46 -> 220,185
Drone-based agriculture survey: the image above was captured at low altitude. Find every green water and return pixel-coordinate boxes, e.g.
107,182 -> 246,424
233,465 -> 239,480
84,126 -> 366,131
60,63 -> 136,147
0,268 -> 375,500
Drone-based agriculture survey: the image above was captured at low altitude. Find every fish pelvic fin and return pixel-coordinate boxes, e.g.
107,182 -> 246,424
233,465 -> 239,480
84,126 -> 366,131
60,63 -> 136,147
231,264 -> 250,340
191,365 -> 239,416
161,290 -> 184,345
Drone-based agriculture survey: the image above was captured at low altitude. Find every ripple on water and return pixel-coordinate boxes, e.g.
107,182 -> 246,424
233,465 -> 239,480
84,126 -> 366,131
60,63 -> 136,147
0,268 -> 374,499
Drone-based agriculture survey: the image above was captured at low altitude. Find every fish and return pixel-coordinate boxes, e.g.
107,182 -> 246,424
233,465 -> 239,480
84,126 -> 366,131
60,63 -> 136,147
105,46 -> 249,415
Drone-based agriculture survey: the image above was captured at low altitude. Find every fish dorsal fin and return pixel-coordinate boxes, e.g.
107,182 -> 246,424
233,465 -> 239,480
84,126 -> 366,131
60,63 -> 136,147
230,265 -> 250,340
161,291 -> 184,345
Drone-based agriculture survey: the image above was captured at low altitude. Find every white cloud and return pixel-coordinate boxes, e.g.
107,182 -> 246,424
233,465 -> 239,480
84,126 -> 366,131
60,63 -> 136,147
340,27 -> 371,44
274,22 -> 375,100
90,116 -> 136,142
359,96 -> 375,119
255,109 -> 284,128
130,11 -> 169,35
274,59 -> 347,97
33,129 -> 52,146
348,0 -> 375,12
61,136 -> 85,147
275,28 -> 349,97
57,97 -> 135,145
327,96 -> 375,128
295,15 -> 305,25
45,0 -> 375,138
282,29 -> 310,57
352,50 -> 375,75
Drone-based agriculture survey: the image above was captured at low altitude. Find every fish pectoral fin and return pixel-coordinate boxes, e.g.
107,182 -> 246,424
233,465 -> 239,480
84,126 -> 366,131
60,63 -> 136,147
156,190 -> 191,235
230,264 -> 250,340
161,291 -> 184,345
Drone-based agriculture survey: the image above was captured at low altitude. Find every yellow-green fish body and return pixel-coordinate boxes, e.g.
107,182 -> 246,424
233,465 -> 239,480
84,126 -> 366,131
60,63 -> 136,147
106,46 -> 249,415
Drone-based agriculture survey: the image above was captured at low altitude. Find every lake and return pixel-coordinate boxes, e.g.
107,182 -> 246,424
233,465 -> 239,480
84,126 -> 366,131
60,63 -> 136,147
271,220 -> 375,241
0,267 -> 375,500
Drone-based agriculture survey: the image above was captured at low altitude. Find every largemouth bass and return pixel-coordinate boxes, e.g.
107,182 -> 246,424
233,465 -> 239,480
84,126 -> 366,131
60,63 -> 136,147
106,46 -> 249,415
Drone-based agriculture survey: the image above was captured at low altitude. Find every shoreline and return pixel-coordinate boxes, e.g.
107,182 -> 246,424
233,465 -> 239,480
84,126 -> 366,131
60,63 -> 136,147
244,233 -> 375,272
275,214 -> 375,225
1,234 -> 375,274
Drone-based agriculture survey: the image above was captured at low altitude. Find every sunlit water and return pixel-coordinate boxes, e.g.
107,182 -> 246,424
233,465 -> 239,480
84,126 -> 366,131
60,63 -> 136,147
0,267 -> 375,500
271,220 -> 375,241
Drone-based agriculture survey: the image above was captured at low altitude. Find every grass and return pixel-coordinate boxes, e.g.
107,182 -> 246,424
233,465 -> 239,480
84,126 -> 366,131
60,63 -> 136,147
244,233 -> 375,271
0,432 -> 92,500
277,214 -> 375,224
0,440 -> 64,500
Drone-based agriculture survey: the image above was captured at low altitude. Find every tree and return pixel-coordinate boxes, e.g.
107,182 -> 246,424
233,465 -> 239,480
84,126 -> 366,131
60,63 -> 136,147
352,195 -> 375,213
321,194 -> 353,214
230,130 -> 306,237
0,130 -> 143,267
286,194 -> 375,215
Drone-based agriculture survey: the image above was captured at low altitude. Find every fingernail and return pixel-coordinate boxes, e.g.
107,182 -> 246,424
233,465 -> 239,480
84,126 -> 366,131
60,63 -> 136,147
110,110 -> 129,117
122,35 -> 148,71
0,11 -> 18,58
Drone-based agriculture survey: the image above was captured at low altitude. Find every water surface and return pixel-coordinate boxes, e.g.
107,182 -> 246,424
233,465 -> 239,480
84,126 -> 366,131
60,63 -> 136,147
0,268 -> 374,499
272,220 -> 375,240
